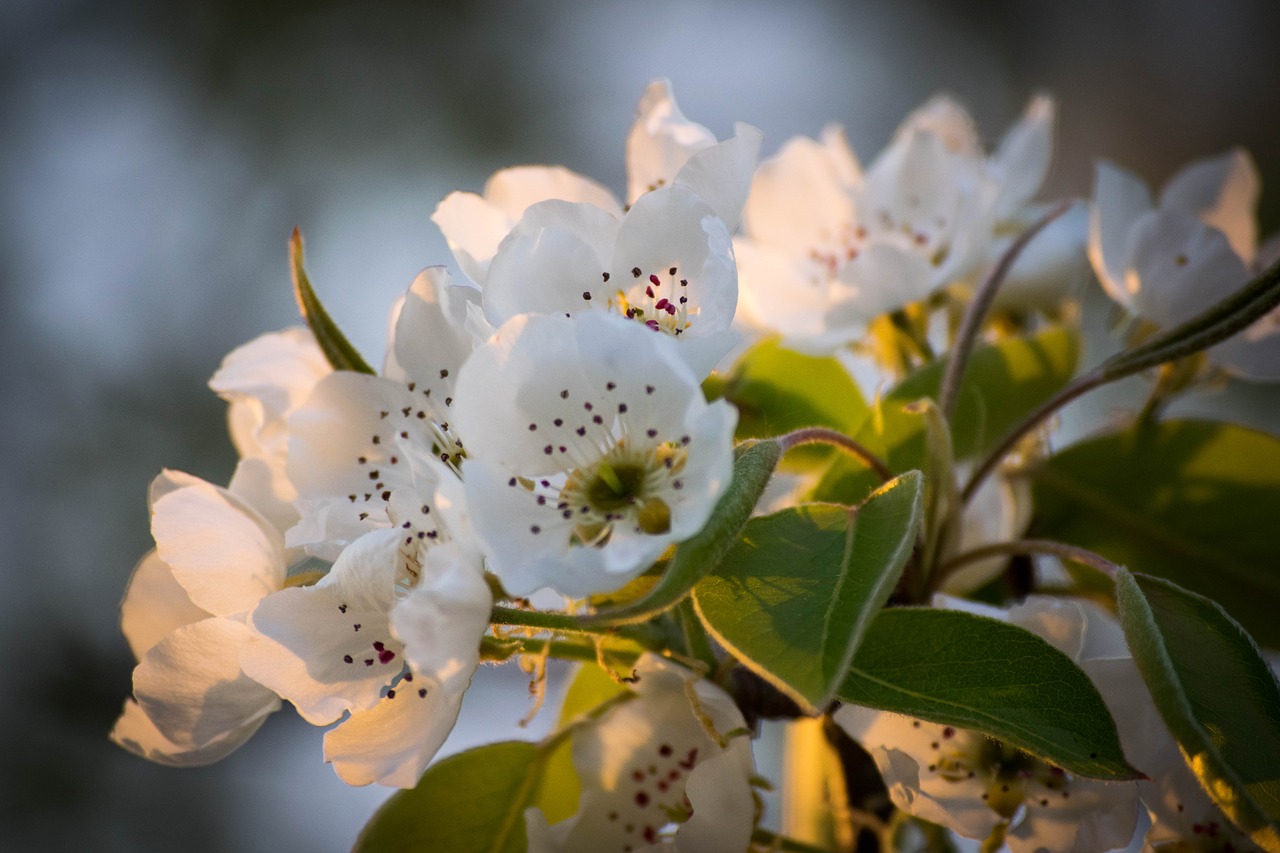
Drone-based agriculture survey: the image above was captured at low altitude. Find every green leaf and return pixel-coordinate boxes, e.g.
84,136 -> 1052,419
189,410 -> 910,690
289,228 -> 376,375
1115,570 -> 1280,851
838,608 -> 1140,780
581,439 -> 782,626
721,339 -> 870,465
694,472 -> 923,711
355,741 -> 544,853
1028,419 -> 1280,646
811,325 -> 1078,505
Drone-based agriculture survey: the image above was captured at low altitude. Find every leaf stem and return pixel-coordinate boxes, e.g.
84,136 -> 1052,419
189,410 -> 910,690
780,427 -> 893,483
936,538 -> 1121,583
489,604 -> 661,645
939,201 -> 1073,420
962,252 -> 1280,503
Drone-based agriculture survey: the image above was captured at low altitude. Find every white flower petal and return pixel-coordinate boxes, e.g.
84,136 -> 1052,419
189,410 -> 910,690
626,79 -> 717,206
228,455 -> 299,535
485,164 -> 623,220
671,121 -> 763,231
483,199 -> 620,328
1160,147 -> 1259,263
111,697 -> 270,768
742,131 -> 860,257
241,529 -> 406,725
895,95 -> 981,158
390,541 -> 491,694
1214,315 -> 1280,381
431,190 -> 512,287
383,266 -> 479,396
133,617 -> 280,749
151,476 -> 286,617
991,95 -> 1055,219
1124,208 -> 1250,327
323,672 -> 468,788
120,549 -> 209,662
209,327 -> 331,460
1088,161 -> 1155,309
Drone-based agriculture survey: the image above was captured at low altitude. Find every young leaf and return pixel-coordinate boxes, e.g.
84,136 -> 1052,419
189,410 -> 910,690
289,228 -> 376,375
1115,570 -> 1280,851
354,741 -> 544,853
721,338 -> 870,455
581,439 -> 782,626
838,608 -> 1140,780
693,472 -> 923,712
1029,419 -> 1280,645
811,325 -> 1078,505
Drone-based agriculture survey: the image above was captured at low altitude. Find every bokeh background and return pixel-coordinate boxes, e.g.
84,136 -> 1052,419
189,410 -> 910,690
4,1 -> 1279,850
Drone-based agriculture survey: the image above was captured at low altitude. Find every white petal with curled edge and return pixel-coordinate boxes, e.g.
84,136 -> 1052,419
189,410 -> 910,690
151,478 -> 286,617
240,529 -> 405,725
667,746 -> 756,853
626,79 -> 717,207
1124,207 -> 1250,327
1088,161 -> 1154,309
209,327 -> 331,460
120,550 -> 209,662
829,241 -> 937,327
896,94 -> 981,158
483,200 -> 620,328
431,190 -> 511,287
1160,147 -> 1259,263
390,541 -> 491,695
324,672 -> 468,788
485,165 -> 623,221
991,95 -> 1055,219
742,131 -> 860,258
671,121 -> 763,231
383,266 -> 477,400
733,239 -> 832,344
133,617 -> 280,749
111,697 -> 270,768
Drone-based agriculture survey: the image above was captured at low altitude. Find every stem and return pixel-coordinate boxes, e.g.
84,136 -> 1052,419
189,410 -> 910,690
959,367 -> 1106,503
780,427 -> 893,483
750,828 -> 838,853
485,634 -> 641,665
936,538 -> 1121,584
939,201 -> 1073,420
489,604 -> 661,645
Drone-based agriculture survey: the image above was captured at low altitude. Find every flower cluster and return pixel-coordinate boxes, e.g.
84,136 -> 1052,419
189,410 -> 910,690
113,80 -> 1280,853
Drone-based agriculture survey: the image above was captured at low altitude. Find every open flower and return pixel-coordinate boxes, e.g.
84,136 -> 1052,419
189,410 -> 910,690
1089,148 -> 1280,380
736,95 -> 1052,352
482,183 -> 739,377
433,79 -> 760,291
453,311 -> 736,597
240,460 -> 491,788
835,597 -> 1140,852
110,471 -> 286,766
525,655 -> 756,853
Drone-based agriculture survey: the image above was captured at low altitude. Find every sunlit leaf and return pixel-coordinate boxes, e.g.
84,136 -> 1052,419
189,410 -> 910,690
695,472 -> 922,711
838,608 -> 1140,780
1116,570 -> 1280,851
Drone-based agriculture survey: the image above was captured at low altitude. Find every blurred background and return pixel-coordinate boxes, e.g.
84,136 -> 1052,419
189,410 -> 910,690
3,0 -> 1278,849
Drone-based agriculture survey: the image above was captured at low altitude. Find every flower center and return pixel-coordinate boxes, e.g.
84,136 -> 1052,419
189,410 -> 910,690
613,266 -> 693,336
560,437 -> 685,542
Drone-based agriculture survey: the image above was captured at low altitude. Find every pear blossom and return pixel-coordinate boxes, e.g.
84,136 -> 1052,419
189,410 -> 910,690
524,655 -> 756,853
240,456 -> 491,787
835,597 -> 1140,853
111,471 -> 286,766
482,183 -> 740,377
285,266 -> 477,559
1089,148 -> 1280,380
452,311 -> 737,597
736,95 -> 1053,352
433,79 -> 761,291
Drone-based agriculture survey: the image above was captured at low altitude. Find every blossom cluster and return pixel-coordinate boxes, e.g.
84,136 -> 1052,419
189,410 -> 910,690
112,80 -> 1279,852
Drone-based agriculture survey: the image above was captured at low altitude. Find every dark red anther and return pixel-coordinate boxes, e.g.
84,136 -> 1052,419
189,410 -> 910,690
649,274 -> 661,287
